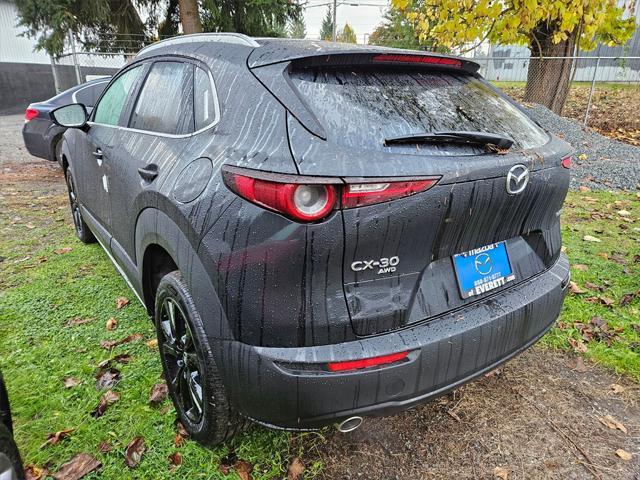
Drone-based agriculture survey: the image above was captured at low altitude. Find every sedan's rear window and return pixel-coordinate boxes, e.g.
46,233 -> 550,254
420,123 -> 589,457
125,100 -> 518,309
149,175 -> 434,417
290,68 -> 548,152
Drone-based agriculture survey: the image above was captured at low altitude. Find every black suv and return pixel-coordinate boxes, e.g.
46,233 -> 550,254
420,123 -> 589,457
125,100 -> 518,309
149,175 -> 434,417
51,34 -> 572,445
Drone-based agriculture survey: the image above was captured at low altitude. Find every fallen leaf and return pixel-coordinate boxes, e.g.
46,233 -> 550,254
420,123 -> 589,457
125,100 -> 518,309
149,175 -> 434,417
617,210 -> 631,217
579,185 -> 590,192
583,235 -> 601,243
168,452 -> 182,468
52,453 -> 101,480
91,390 -> 120,418
616,449 -> 632,460
98,441 -> 112,453
569,281 -> 587,294
174,433 -> 184,447
620,293 -> 635,307
65,317 -> 93,327
568,337 -> 588,353
100,333 -> 144,349
54,247 -> 72,255
124,436 -> 146,468
25,222 -> 36,229
106,318 -> 118,331
176,422 -> 189,438
484,368 -> 503,378
578,153 -> 587,161
146,339 -> 158,349
235,460 -> 253,480
95,368 -> 120,390
149,383 -> 169,406
116,297 -> 130,309
598,415 -> 628,434
610,384 -> 626,394
598,252 -> 609,260
63,377 -> 81,389
573,264 -> 588,271
97,354 -> 132,369
287,458 -> 305,480
24,465 -> 49,480
584,281 -> 604,292
40,429 -> 74,449
568,357 -> 588,373
493,466 -> 510,479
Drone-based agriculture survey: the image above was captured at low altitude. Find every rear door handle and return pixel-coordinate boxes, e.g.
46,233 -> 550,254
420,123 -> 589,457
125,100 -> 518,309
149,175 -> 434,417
138,164 -> 159,182
92,148 -> 103,160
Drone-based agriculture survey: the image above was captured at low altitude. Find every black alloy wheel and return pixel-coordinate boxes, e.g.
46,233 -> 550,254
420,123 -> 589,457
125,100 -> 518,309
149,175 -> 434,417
64,169 -> 95,244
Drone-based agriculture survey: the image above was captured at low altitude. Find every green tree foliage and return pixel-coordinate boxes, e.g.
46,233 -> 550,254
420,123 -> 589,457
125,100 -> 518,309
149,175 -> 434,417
288,15 -> 307,38
199,0 -> 301,37
368,7 -> 422,49
337,22 -> 357,43
320,6 -> 334,40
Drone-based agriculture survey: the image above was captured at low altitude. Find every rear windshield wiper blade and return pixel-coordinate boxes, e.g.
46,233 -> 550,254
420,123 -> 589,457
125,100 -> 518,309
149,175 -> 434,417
384,131 -> 514,149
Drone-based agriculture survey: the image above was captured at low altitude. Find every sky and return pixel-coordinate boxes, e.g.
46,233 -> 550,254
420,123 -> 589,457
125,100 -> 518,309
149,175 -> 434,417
303,2 -> 389,43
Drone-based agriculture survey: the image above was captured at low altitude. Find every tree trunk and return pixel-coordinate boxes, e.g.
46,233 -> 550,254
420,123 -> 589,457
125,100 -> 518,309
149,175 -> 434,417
524,24 -> 577,115
178,0 -> 203,34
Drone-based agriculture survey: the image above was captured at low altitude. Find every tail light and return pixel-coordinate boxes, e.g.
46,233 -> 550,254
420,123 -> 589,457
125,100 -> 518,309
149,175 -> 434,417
373,54 -> 462,67
561,155 -> 572,169
25,108 -> 39,122
328,351 -> 409,372
223,168 -> 439,222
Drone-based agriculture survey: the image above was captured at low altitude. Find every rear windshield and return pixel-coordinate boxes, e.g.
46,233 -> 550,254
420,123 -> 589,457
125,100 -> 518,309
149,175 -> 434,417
290,68 -> 548,153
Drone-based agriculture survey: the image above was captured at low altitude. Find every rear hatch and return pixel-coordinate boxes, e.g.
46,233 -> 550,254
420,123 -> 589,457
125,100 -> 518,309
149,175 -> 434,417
254,52 -> 571,336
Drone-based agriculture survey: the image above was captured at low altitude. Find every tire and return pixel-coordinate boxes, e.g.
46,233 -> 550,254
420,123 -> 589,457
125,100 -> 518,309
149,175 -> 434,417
64,169 -> 96,244
154,271 -> 246,446
0,422 -> 25,480
54,138 -> 63,165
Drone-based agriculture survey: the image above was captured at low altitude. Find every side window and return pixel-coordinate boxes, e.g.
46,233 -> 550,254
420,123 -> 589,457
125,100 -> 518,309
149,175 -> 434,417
93,67 -> 143,126
194,67 -> 216,131
75,82 -> 108,107
130,62 -> 194,135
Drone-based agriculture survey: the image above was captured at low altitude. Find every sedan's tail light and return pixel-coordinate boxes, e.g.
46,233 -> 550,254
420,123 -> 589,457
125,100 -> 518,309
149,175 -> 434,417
25,108 -> 39,122
223,167 -> 440,222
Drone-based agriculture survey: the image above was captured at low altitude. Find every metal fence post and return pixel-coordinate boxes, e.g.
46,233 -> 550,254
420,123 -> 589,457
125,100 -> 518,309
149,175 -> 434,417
68,31 -> 82,85
49,55 -> 61,94
583,56 -> 600,126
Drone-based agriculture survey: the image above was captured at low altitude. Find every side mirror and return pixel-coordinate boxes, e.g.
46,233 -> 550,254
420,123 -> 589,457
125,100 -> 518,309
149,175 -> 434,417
50,103 -> 88,128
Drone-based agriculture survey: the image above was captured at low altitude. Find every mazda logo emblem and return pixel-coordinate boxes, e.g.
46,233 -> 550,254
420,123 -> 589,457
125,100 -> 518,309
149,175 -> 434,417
474,253 -> 493,275
506,164 -> 529,195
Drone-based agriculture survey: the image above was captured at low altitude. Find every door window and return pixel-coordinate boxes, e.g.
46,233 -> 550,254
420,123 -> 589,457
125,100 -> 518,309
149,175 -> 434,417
74,81 -> 108,107
194,66 -> 216,131
129,61 -> 195,135
93,66 -> 143,126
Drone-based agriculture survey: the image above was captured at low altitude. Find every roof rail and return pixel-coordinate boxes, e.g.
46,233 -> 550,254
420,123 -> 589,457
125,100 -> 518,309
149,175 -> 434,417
139,33 -> 259,55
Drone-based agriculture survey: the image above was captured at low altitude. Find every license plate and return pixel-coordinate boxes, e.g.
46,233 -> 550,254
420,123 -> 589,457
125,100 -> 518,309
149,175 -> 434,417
452,242 -> 515,299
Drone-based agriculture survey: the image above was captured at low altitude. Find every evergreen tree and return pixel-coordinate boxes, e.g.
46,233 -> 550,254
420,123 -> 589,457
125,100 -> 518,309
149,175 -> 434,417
319,6 -> 334,41
288,15 -> 306,38
337,22 -> 356,43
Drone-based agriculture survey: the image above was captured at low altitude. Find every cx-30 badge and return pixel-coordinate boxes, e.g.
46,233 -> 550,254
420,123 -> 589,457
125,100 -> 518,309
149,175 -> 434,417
506,164 -> 529,194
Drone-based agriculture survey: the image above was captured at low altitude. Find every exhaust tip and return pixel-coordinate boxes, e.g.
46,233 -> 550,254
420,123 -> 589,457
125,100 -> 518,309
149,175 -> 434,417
337,416 -> 363,433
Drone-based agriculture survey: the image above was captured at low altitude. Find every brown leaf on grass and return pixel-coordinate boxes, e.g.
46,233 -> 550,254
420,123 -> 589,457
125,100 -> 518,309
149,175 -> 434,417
149,382 -> 169,406
65,317 -> 93,327
235,460 -> 253,480
97,354 -> 132,369
584,282 -> 605,292
620,293 -> 635,307
493,466 -> 510,479
176,422 -> 189,438
24,464 -> 49,480
610,384 -> 626,394
597,252 -> 609,260
633,254 -> 640,263
569,281 -> 587,295
63,377 -> 81,389
583,235 -> 601,243
145,338 -> 158,349
115,297 -> 130,309
52,453 -> 101,480
168,452 -> 183,468
590,316 -> 606,328
124,436 -> 146,468
218,454 -> 253,480
106,318 -> 118,331
91,390 -> 119,418
598,415 -> 628,434
100,333 -> 144,349
616,449 -> 633,460
54,247 -> 72,255
174,433 -> 184,447
287,458 -> 305,480
568,337 -> 588,353
584,296 -> 615,307
97,441 -> 112,453
95,368 -> 120,390
568,357 -> 588,373
40,429 -> 74,449
573,264 -> 589,271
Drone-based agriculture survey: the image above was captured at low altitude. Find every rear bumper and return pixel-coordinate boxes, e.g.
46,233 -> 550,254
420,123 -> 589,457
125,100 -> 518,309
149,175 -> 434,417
220,254 -> 570,429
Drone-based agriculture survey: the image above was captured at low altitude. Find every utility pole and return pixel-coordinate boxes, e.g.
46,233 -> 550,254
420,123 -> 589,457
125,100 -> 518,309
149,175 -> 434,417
332,0 -> 337,42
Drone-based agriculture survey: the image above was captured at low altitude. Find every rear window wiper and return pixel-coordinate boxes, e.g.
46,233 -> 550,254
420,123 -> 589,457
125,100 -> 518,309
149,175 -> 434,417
384,131 -> 514,149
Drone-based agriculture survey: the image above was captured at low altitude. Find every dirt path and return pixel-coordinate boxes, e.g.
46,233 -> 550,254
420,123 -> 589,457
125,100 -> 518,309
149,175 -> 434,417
310,348 -> 640,479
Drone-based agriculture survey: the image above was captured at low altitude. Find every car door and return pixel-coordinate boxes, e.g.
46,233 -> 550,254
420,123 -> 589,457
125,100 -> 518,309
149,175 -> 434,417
107,60 -> 203,272
75,65 -> 145,242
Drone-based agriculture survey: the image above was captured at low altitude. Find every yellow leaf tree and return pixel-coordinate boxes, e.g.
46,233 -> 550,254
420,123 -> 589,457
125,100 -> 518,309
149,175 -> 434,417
392,0 -> 636,113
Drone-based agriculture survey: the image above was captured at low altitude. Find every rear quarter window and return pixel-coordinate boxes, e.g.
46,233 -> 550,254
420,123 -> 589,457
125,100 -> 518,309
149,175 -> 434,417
290,68 -> 548,153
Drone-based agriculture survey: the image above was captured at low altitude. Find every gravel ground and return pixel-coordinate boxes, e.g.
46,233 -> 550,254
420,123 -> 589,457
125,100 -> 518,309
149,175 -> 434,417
526,105 -> 640,191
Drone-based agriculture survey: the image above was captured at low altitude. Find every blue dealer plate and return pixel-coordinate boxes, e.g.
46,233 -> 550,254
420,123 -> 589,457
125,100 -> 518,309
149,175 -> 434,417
452,242 -> 515,299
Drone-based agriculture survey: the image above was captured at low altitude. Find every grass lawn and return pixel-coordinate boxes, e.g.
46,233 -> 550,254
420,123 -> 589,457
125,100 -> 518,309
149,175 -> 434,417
0,175 -> 638,478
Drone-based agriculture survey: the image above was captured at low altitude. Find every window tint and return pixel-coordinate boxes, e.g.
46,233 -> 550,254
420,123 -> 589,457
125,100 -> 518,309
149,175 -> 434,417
93,67 -> 142,126
130,62 -> 194,135
291,68 -> 548,152
194,67 -> 215,130
74,82 -> 107,107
